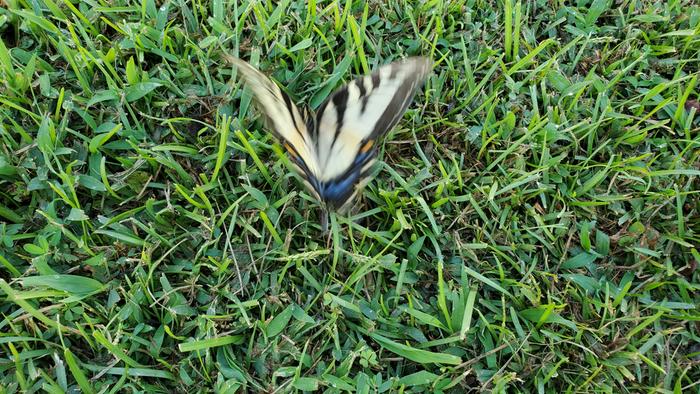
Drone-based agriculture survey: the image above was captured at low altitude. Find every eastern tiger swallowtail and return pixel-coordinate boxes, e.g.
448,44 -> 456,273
231,56 -> 432,213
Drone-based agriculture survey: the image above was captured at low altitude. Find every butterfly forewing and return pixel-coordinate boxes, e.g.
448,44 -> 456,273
314,58 -> 431,183
312,57 -> 432,209
231,58 -> 320,178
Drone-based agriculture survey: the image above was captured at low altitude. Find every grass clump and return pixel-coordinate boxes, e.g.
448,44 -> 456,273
1,0 -> 699,392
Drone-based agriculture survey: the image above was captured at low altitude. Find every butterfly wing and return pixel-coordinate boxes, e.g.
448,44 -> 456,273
313,57 -> 432,209
231,56 -> 432,212
230,58 -> 322,187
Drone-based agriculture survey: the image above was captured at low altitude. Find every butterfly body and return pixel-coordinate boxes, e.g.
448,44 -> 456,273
232,56 -> 431,212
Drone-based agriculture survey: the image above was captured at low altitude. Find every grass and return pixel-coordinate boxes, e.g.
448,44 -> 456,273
0,0 -> 699,392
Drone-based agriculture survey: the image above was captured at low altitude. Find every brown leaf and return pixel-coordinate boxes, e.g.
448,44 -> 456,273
685,99 -> 700,111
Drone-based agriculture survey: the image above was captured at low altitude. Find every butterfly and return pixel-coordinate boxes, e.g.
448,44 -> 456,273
231,56 -> 432,213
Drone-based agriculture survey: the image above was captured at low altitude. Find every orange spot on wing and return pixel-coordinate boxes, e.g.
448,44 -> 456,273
284,143 -> 297,158
360,140 -> 374,153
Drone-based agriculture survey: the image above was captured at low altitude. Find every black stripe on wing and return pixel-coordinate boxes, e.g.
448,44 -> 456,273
330,87 -> 349,151
355,77 -> 368,113
278,90 -> 308,144
368,70 -> 424,140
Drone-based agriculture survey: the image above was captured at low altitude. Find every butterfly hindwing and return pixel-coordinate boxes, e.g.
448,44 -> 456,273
232,56 -> 432,212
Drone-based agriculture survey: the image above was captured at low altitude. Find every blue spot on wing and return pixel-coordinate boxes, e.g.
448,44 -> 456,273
355,149 -> 373,165
319,169 -> 361,206
317,146 -> 376,208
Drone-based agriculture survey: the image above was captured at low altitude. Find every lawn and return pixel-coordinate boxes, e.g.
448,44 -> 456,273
1,0 -> 699,392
